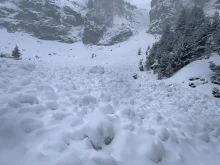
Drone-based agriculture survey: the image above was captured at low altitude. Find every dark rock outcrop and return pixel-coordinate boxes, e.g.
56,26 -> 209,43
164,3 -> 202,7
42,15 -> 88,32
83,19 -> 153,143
0,0 -> 145,45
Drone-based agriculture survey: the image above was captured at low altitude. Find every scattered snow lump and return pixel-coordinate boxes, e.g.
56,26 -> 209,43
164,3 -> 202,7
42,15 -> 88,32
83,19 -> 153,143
20,63 -> 36,72
198,133 -> 210,143
147,141 -> 166,163
99,103 -> 114,114
14,93 -> 39,105
158,127 -> 169,141
78,94 -> 97,106
20,118 -> 43,133
8,99 -> 22,108
84,113 -> 114,149
46,101 -> 59,110
88,66 -> 105,74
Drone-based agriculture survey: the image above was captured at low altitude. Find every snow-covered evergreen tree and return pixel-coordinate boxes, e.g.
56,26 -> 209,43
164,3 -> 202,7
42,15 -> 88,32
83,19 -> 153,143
212,11 -> 220,31
210,61 -> 220,85
145,6 -> 216,79
138,48 -> 142,55
12,45 -> 21,59
139,59 -> 144,72
87,0 -> 94,9
175,9 -> 187,34
212,87 -> 220,98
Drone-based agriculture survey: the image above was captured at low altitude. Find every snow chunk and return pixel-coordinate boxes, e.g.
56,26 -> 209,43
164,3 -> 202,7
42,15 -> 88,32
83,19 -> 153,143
8,99 -> 22,108
20,118 -> 43,133
198,133 -> 210,143
46,101 -> 59,110
14,94 -> 39,105
84,113 -> 114,149
43,140 -> 68,152
99,103 -> 114,114
123,123 -> 134,132
71,116 -> 84,127
213,127 -> 220,138
158,127 -> 169,141
88,66 -> 105,74
32,105 -> 46,114
90,151 -> 118,165
78,94 -> 97,106
122,108 -> 135,117
0,81 -> 7,90
99,92 -> 111,103
68,128 -> 86,141
20,63 -> 36,72
52,112 -> 65,120
147,141 -> 166,163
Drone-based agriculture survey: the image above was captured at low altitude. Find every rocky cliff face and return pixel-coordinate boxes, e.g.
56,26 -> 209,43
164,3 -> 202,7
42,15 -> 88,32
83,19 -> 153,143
0,0 -> 146,45
148,0 -> 220,34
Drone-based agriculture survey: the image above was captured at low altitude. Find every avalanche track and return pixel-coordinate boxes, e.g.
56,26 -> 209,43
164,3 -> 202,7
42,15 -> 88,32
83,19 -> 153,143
0,59 -> 220,165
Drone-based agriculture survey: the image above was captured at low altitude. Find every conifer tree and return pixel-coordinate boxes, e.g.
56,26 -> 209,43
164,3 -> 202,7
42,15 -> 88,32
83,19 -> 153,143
87,0 -> 94,9
212,11 -> 220,31
175,9 -> 187,34
139,59 -> 144,72
138,48 -> 142,55
12,45 -> 21,59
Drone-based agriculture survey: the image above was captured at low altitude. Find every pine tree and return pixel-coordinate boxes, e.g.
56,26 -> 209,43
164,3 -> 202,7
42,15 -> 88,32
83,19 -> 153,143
161,24 -> 171,42
12,45 -> 21,59
145,42 -> 159,71
210,62 -> 220,85
145,7 -> 217,79
87,0 -> 94,9
185,6 -> 205,36
175,9 -> 187,34
212,11 -> 220,31
139,59 -> 144,72
212,87 -> 220,98
213,25 -> 220,48
138,48 -> 142,55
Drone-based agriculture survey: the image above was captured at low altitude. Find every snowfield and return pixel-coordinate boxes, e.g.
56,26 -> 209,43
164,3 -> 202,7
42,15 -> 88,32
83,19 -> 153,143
1,58 -> 220,165
0,29 -> 220,165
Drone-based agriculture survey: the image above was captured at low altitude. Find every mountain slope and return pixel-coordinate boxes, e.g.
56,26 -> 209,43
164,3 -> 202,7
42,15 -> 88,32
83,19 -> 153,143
0,0 -> 147,45
148,0 -> 220,34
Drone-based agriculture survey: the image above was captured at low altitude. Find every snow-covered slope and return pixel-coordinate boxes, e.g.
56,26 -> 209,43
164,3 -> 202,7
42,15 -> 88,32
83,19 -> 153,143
0,28 -> 155,65
0,0 -> 147,45
167,54 -> 220,96
1,4 -> 220,163
1,50 -> 220,165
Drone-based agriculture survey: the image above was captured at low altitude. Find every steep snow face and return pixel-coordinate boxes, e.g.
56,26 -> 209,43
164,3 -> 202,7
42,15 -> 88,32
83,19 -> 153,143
0,0 -> 147,45
148,0 -> 220,34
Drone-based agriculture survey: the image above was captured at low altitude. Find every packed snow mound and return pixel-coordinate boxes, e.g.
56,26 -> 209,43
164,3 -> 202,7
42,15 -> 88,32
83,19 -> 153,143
0,59 -> 220,165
